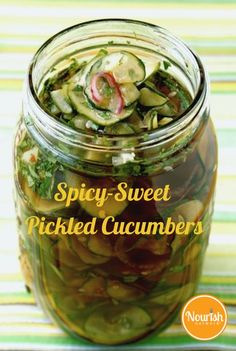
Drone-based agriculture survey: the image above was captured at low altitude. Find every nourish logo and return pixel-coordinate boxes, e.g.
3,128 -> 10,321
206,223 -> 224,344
181,295 -> 227,340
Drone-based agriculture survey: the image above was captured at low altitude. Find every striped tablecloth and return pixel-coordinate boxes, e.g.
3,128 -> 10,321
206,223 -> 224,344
0,0 -> 236,350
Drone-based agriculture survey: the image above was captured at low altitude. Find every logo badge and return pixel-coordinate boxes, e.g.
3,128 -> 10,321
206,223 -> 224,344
181,294 -> 227,340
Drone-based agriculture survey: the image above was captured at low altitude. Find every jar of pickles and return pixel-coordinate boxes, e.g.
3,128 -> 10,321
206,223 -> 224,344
14,19 -> 217,345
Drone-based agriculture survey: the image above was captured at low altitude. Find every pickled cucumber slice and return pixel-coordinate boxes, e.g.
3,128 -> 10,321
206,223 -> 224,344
159,117 -> 173,126
88,51 -> 146,84
173,200 -> 204,223
50,88 -> 72,114
22,180 -> 66,214
158,101 -> 178,116
57,239 -> 89,270
79,276 -> 107,297
148,282 -> 195,305
69,51 -> 107,88
68,90 -> 134,126
104,122 -> 135,135
73,240 -> 110,265
65,171 -> 129,218
85,305 -> 152,344
139,87 -> 167,107
107,280 -> 144,301
87,235 -> 113,257
127,110 -> 147,131
120,83 -> 140,106
144,108 -> 159,130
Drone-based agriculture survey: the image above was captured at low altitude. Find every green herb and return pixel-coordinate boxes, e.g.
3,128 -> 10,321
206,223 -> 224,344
98,48 -> 108,56
114,162 -> 142,176
99,111 -> 111,120
163,61 -> 171,70
69,58 -> 79,71
19,136 -> 63,199
169,265 -> 184,273
107,40 -> 114,45
73,84 -> 83,92
103,85 -> 114,98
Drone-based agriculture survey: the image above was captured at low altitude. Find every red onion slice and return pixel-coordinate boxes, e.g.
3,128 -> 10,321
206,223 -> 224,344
91,72 -> 124,114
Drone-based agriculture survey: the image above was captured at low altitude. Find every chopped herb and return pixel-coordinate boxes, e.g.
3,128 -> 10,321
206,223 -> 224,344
69,58 -> 79,70
103,85 -> 114,98
163,61 -> 171,70
114,162 -> 142,176
19,136 -> 63,199
169,265 -> 184,273
73,85 -> 83,92
99,111 -> 111,120
107,40 -> 114,45
98,48 -> 108,56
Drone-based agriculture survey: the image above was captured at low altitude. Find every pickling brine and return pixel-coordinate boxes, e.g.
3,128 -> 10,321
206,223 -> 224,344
14,19 -> 217,345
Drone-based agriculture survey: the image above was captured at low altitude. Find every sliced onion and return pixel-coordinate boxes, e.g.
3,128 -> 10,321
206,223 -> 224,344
90,72 -> 124,114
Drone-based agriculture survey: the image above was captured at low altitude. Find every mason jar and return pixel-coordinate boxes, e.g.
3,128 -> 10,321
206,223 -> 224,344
14,19 -> 217,345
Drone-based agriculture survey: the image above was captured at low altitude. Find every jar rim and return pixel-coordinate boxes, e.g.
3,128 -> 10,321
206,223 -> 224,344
27,18 -> 207,148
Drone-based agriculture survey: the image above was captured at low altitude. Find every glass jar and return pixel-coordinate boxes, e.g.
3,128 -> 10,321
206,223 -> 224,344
14,19 -> 217,345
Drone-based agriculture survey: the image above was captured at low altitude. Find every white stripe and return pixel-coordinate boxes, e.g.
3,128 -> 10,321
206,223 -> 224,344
0,281 -> 27,293
0,315 -> 49,324
1,6 -> 236,20
0,325 -> 63,335
0,344 -> 94,351
0,39 -> 42,47
215,120 -> 236,129
0,305 -> 42,314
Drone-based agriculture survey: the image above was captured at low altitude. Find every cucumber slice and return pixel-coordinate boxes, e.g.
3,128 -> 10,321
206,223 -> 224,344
144,108 -> 159,130
127,111 -> 147,131
68,115 -> 99,132
88,51 -> 145,84
107,280 -> 144,301
85,305 -> 152,344
65,171 -> 129,218
22,179 -> 66,214
69,51 -> 107,88
143,61 -> 161,82
104,122 -> 136,135
158,101 -> 178,116
149,283 -> 195,305
68,115 -> 87,130
139,87 -> 167,107
68,90 -> 134,126
87,235 -> 113,257
79,276 -> 107,297
120,83 -> 140,106
57,239 -> 89,270
73,240 -> 110,265
50,103 -> 60,115
159,117 -> 173,126
50,88 -> 73,114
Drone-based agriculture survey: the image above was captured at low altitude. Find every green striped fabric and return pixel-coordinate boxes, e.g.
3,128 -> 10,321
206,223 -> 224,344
0,0 -> 236,349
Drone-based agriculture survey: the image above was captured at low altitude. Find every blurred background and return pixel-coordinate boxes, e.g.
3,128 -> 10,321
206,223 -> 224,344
0,0 -> 236,350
